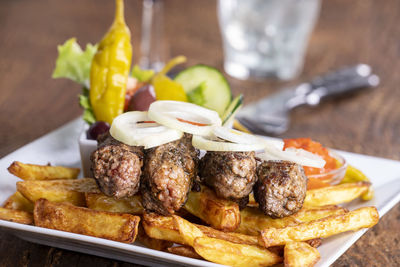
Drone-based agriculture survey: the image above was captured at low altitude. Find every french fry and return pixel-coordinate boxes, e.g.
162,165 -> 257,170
136,224 -> 172,251
259,206 -> 379,247
34,199 -> 140,243
193,236 -> 282,267
237,205 -> 347,235
8,161 -> 80,180
292,205 -> 348,222
3,191 -> 34,213
184,186 -> 240,231
306,238 -> 322,248
248,193 -> 257,207
172,215 -> 280,266
196,224 -> 258,246
173,215 -> 204,246
266,239 -> 322,258
142,212 -> 185,245
238,207 -> 298,235
0,207 -> 33,224
17,178 -> 99,206
284,241 -> 320,267
304,182 -> 371,207
143,212 -> 258,246
85,193 -> 144,214
167,245 -> 203,259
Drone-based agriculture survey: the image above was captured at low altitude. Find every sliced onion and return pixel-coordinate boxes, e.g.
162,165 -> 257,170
212,126 -> 267,151
260,145 -> 326,168
148,101 -> 221,136
213,126 -> 286,150
192,135 -> 265,152
110,111 -> 183,149
138,129 -> 183,149
261,138 -> 284,151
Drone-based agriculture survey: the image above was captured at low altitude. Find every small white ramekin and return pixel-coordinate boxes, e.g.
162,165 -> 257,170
78,126 -> 97,178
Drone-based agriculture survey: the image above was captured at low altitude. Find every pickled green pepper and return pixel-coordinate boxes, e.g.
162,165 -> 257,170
90,0 -> 132,124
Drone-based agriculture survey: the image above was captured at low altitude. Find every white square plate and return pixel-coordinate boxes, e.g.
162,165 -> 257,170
1,118 -> 399,267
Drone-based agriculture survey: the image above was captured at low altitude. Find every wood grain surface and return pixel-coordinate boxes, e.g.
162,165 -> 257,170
0,0 -> 399,266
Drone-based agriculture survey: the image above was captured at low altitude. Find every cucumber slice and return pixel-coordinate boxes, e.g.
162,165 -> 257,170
222,94 -> 243,126
174,65 -> 232,116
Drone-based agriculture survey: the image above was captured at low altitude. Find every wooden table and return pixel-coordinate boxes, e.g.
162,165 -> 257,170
0,0 -> 399,266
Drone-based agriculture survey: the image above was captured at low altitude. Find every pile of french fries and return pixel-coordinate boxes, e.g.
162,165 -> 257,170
1,161 -> 379,267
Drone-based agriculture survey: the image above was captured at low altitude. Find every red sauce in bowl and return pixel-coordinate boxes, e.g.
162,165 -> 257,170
283,138 -> 344,189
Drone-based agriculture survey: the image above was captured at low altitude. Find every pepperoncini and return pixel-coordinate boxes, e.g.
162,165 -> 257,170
152,56 -> 188,101
90,0 -> 132,124
341,165 -> 374,200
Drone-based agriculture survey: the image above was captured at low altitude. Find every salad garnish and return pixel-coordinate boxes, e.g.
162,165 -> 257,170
51,0 -> 243,136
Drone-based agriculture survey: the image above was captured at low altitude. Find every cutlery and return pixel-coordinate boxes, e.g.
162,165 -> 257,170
236,64 -> 380,135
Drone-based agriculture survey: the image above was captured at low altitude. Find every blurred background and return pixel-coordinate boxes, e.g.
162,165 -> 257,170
1,0 -> 398,157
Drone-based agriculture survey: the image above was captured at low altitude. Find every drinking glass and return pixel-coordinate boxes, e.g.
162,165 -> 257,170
139,0 -> 165,71
218,0 -> 321,80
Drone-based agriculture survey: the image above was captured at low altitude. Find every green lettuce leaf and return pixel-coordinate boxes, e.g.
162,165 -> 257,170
52,38 -> 97,86
79,87 -> 96,125
131,65 -> 155,82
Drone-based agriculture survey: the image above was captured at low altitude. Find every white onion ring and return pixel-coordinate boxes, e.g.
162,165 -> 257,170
137,130 -> 183,149
192,135 -> 265,152
148,101 -> 221,136
212,126 -> 261,145
110,111 -> 183,149
259,145 -> 326,168
261,138 -> 284,151
212,126 -> 286,152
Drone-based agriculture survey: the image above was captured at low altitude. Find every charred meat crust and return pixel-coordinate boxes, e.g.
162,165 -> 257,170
200,151 -> 257,201
235,195 -> 250,210
141,134 -> 199,215
90,133 -> 144,199
254,160 -> 307,218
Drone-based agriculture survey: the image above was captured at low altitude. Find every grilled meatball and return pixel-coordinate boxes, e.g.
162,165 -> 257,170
91,133 -> 144,198
141,134 -> 199,215
254,161 -> 307,218
200,151 -> 257,205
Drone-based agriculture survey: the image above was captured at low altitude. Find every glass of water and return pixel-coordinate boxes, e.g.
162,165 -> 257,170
139,0 -> 165,72
218,0 -> 321,80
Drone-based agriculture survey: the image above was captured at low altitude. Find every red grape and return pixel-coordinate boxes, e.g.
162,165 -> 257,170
87,121 -> 110,140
